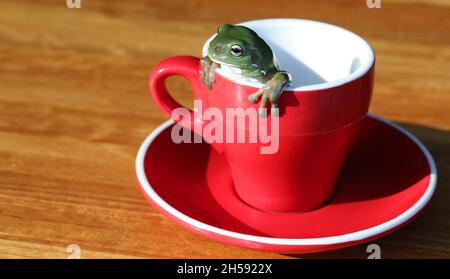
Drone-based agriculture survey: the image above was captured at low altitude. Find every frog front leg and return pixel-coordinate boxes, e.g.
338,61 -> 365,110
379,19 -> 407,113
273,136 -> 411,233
248,72 -> 291,117
200,56 -> 220,90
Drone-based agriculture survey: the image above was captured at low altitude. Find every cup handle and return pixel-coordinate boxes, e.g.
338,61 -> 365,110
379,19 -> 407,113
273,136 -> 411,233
149,56 -> 223,152
149,56 -> 202,124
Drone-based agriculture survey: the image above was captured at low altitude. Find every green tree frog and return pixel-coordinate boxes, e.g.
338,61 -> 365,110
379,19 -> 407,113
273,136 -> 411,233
201,24 -> 291,117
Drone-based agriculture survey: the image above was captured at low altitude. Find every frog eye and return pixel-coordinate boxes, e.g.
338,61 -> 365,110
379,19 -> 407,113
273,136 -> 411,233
230,44 -> 244,57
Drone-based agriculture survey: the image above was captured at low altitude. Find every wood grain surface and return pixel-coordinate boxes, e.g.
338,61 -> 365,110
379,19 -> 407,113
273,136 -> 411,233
0,0 -> 449,259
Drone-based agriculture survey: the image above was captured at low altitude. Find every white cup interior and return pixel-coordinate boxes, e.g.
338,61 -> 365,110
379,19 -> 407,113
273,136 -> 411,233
202,19 -> 374,91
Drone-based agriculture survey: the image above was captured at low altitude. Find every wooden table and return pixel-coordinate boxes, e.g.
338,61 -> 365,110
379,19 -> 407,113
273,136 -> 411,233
0,0 -> 448,259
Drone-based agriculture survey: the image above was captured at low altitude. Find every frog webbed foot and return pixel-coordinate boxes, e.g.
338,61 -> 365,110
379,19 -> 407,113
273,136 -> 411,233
248,88 -> 272,118
200,57 -> 219,90
247,72 -> 290,117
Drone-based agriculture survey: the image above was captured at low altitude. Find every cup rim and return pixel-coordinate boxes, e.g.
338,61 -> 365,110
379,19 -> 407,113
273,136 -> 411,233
201,18 -> 375,92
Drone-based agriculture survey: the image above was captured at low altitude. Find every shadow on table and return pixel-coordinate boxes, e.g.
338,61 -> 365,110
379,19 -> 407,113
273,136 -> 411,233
286,121 -> 450,259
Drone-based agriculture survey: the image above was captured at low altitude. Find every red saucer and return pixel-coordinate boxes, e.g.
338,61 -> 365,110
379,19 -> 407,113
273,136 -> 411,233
136,115 -> 436,253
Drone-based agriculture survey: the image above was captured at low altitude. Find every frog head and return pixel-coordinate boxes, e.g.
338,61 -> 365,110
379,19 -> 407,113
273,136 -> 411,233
207,24 -> 274,71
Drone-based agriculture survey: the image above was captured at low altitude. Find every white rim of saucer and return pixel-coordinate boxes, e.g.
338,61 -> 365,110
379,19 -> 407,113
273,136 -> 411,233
135,114 -> 437,246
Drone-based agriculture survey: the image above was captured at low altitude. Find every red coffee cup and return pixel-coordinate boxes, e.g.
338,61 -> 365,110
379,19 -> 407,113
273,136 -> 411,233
149,19 -> 375,212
